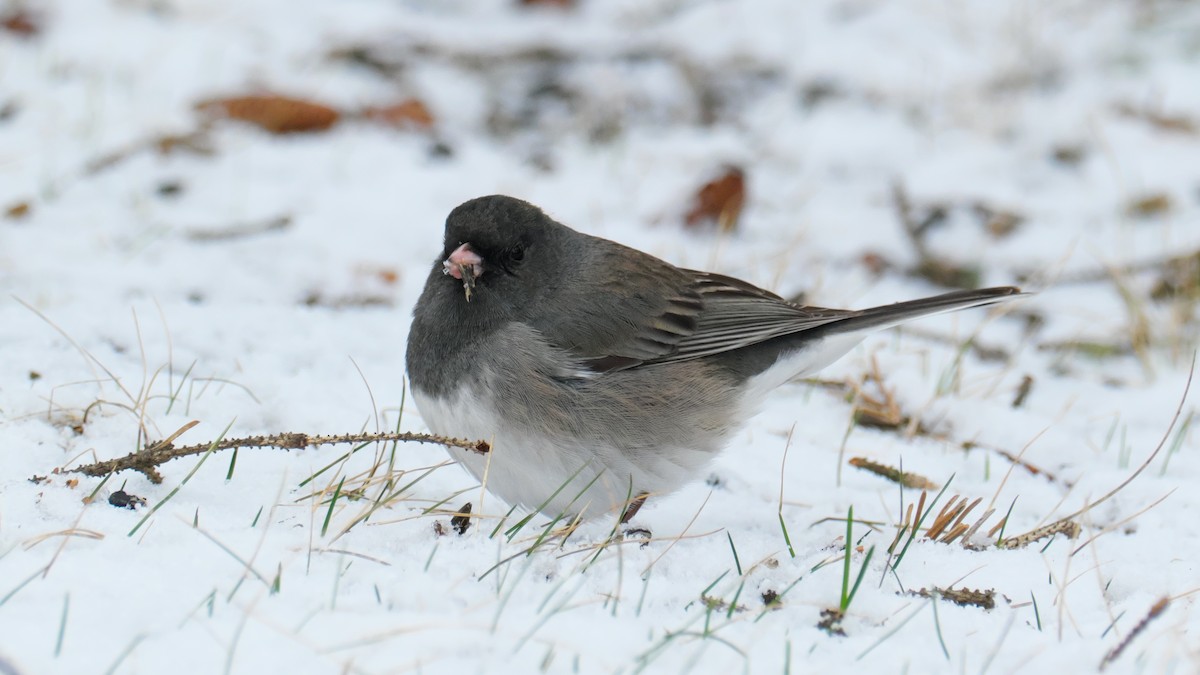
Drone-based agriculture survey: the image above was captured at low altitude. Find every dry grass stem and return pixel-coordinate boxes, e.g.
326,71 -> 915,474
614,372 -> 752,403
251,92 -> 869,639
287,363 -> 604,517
925,495 -> 987,545
967,438 -> 1061,485
960,507 -> 995,544
1099,597 -> 1170,670
186,214 -> 292,242
1020,356 -> 1195,537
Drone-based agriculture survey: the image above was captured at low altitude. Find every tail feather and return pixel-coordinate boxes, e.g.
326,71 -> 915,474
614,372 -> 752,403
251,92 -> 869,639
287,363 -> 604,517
824,286 -> 1024,336
720,286 -> 1024,388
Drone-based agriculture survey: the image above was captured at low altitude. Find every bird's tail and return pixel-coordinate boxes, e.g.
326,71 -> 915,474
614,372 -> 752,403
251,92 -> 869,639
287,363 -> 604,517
823,286 -> 1024,336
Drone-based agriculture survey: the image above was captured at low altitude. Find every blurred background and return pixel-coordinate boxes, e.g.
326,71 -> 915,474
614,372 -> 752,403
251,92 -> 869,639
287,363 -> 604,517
1,1 -> 1198,673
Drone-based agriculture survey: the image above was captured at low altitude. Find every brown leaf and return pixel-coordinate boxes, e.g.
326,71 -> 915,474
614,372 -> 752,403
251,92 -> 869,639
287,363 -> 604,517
362,98 -> 435,130
372,267 -> 399,285
860,252 -> 893,277
2,10 -> 40,37
1126,192 -> 1172,218
197,95 -> 339,134
4,201 -> 31,220
684,166 -> 746,232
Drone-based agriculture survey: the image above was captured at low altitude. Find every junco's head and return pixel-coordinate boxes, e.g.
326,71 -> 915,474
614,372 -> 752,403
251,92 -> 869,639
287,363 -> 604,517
429,196 -> 573,312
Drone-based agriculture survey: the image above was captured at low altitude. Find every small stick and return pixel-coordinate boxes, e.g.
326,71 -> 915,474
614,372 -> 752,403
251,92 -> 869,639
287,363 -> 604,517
64,426 -> 490,483
911,587 -> 996,610
997,518 -> 1081,549
848,457 -> 937,489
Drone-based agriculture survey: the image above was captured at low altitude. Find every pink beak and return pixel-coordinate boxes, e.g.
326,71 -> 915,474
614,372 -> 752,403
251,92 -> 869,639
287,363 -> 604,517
442,243 -> 484,300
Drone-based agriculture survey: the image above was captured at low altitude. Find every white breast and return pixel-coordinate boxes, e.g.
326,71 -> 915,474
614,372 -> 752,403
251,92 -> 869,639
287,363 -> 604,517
411,385 -> 664,520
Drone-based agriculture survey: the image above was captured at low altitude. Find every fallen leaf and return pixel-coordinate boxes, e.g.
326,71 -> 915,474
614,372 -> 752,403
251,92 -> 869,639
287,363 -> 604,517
4,201 -> 31,220
197,95 -> 339,134
1126,192 -> 1171,219
684,166 -> 746,232
1,10 -> 39,37
860,252 -> 892,277
373,267 -> 399,285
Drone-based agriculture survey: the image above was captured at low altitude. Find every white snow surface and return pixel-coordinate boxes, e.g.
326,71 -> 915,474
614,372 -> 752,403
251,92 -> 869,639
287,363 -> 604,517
2,1 -> 1199,673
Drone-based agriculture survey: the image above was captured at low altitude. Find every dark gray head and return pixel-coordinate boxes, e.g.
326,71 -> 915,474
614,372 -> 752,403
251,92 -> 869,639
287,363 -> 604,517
431,195 -> 577,316
410,195 -> 582,359
442,195 -> 551,262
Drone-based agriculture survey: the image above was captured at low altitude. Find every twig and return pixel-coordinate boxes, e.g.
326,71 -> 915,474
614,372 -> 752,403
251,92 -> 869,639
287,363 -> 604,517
64,426 -> 490,483
848,457 -> 937,489
910,587 -> 995,610
997,519 -> 1082,549
967,438 -> 1061,484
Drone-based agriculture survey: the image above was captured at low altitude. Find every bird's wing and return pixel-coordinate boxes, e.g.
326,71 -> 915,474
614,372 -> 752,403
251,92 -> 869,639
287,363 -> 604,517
530,244 -> 854,373
524,246 -> 707,372
653,271 -> 856,364
529,239 -> 1020,375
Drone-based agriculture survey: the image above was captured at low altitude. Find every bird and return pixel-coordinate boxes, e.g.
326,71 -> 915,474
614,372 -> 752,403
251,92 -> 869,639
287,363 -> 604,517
406,195 -> 1021,525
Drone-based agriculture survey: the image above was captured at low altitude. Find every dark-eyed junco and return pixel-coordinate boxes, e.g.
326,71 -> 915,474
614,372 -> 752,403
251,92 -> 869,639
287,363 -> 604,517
406,195 -> 1021,524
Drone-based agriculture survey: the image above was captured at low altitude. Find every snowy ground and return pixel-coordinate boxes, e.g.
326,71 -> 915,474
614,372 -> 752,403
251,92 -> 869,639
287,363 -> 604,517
2,1 -> 1199,673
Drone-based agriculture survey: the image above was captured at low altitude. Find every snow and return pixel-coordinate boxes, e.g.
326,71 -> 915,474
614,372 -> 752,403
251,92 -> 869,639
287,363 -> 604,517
2,0 -> 1198,673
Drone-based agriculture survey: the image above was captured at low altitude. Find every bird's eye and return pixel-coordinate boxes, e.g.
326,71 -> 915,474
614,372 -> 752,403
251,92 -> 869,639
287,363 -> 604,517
491,244 -> 526,275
